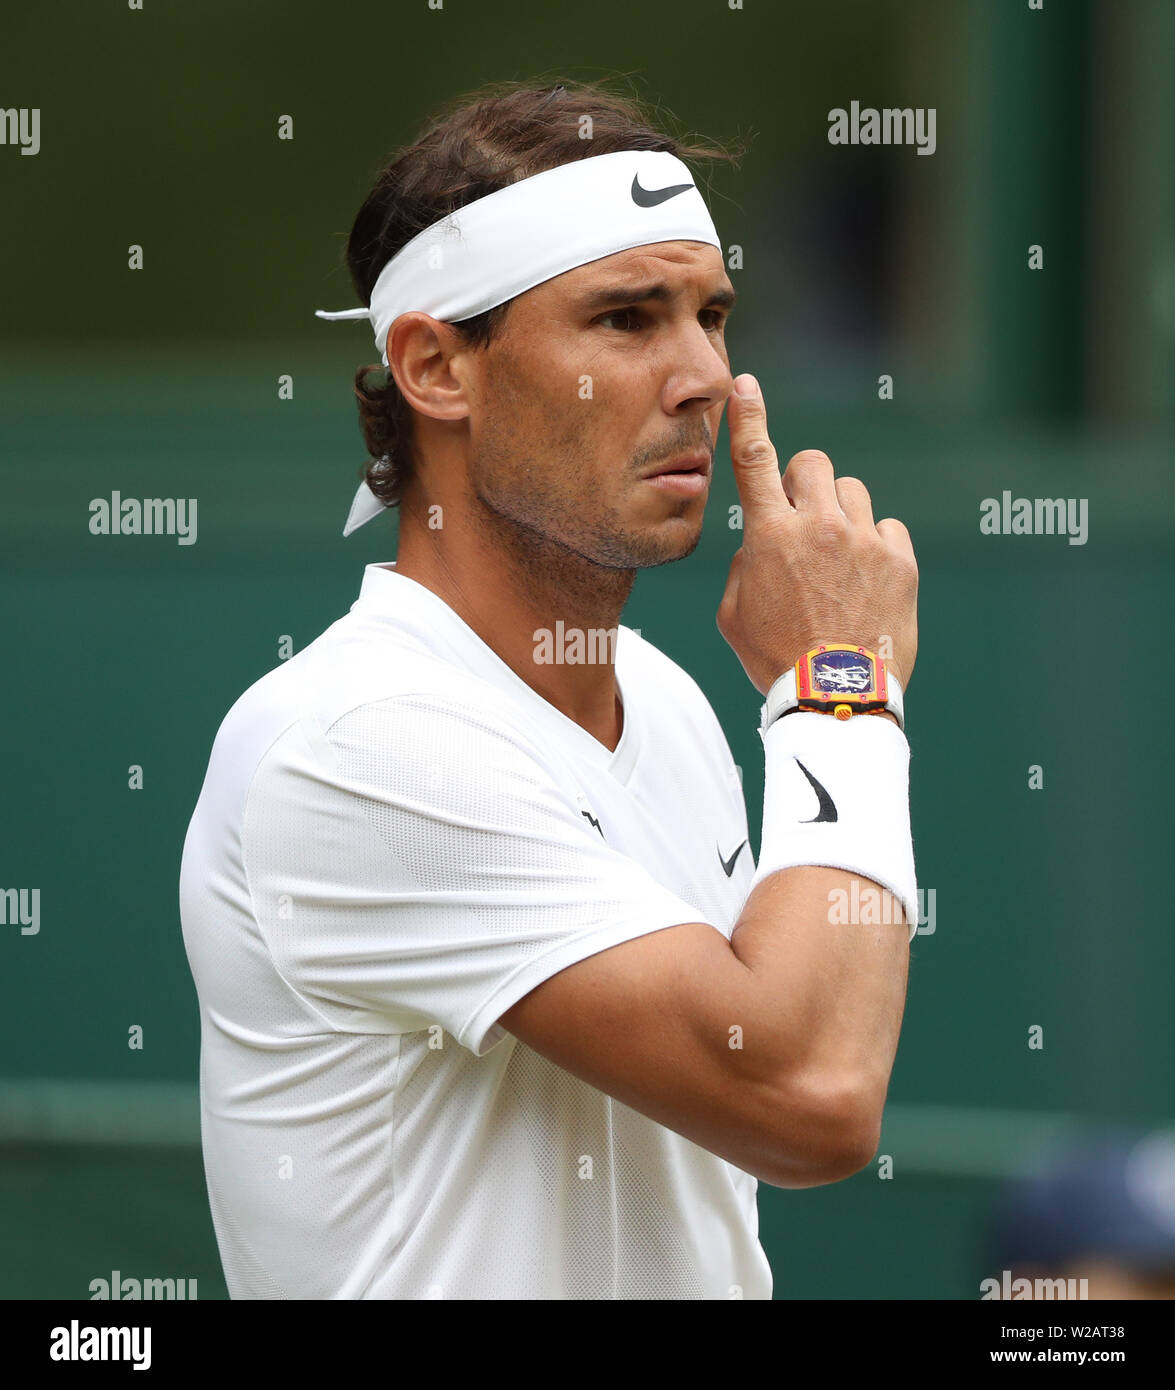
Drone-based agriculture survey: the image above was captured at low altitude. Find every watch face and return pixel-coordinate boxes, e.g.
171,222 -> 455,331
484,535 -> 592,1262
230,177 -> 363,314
810,649 -> 876,695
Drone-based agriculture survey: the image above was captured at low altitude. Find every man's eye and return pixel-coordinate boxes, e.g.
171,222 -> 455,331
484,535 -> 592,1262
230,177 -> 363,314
598,309 -> 727,332
599,309 -> 641,331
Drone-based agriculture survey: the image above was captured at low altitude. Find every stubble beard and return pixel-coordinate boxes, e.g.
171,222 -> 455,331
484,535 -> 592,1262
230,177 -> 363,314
469,436 -> 704,614
467,353 -> 705,607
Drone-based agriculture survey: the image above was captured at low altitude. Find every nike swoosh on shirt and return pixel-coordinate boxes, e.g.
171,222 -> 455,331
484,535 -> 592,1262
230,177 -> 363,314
794,759 -> 838,823
631,174 -> 694,207
718,839 -> 748,877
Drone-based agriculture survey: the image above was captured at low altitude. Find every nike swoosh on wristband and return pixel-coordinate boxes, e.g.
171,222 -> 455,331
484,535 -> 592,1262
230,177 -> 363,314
630,174 -> 694,207
718,839 -> 748,878
794,759 -> 838,823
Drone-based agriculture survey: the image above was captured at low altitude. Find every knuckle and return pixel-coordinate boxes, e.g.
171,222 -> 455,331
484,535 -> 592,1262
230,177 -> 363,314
733,437 -> 777,467
787,449 -> 832,469
892,555 -> 919,592
878,518 -> 916,558
837,476 -> 871,500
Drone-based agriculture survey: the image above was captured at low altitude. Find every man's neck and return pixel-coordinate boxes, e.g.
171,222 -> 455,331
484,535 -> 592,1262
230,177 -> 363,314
392,503 -> 635,753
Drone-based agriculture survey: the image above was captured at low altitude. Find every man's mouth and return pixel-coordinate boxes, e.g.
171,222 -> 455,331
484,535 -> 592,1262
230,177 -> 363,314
643,451 -> 711,479
642,451 -> 711,496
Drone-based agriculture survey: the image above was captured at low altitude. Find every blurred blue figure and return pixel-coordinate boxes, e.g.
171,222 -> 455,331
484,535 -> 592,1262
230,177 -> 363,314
984,1127 -> 1175,1299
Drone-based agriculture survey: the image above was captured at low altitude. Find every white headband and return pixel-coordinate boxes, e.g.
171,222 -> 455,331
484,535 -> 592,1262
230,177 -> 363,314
315,148 -> 721,535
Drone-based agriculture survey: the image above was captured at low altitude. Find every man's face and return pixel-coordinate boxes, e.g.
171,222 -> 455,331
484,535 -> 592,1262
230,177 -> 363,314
462,240 -> 735,570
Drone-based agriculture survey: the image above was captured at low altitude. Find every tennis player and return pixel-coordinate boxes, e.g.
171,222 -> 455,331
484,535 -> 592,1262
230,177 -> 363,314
180,81 -> 919,1300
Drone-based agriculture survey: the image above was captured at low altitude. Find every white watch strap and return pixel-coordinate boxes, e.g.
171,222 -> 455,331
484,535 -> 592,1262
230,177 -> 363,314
760,664 -> 904,732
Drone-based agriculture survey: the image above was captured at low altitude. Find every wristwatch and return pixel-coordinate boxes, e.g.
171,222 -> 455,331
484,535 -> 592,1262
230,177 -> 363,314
760,645 -> 904,732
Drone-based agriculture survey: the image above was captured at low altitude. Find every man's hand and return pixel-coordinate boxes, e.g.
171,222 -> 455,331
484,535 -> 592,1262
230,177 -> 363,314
717,373 -> 919,694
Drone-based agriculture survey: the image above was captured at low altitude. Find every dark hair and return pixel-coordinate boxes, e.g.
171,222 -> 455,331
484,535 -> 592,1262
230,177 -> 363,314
341,77 -> 744,508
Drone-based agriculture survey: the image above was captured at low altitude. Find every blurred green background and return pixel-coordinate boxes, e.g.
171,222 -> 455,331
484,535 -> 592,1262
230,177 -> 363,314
2,0 -> 1173,1299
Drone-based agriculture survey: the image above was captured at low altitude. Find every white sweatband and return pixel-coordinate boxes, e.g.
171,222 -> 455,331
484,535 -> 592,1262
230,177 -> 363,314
315,148 -> 722,535
751,712 -> 919,941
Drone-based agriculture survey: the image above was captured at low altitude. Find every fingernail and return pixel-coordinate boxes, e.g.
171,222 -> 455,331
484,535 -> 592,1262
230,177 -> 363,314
734,374 -> 759,398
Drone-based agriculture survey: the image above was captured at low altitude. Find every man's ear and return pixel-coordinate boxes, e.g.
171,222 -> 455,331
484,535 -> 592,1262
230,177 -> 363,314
387,313 -> 471,423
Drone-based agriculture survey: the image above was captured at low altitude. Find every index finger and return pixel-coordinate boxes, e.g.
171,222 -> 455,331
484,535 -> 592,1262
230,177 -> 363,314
726,374 -> 794,535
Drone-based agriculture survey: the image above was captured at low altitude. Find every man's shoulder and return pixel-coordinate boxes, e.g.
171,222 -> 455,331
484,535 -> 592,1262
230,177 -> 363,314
226,616 -> 561,773
208,613 -> 733,786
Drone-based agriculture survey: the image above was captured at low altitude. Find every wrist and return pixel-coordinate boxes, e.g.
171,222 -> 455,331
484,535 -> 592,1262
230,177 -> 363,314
762,646 -> 905,733
755,708 -> 918,940
780,707 -> 902,729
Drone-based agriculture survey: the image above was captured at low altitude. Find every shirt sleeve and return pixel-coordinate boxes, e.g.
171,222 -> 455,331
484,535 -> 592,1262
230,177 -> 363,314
242,693 -> 706,1056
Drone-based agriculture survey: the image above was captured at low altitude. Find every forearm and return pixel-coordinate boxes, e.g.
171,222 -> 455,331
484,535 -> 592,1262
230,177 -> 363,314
726,707 -> 914,1173
729,862 -> 909,1123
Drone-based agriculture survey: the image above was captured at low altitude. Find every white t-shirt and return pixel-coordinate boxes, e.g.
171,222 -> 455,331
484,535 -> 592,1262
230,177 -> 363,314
180,562 -> 773,1299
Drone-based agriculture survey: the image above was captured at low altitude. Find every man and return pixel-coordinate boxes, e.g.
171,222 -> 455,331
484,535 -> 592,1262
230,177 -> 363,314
180,81 -> 919,1300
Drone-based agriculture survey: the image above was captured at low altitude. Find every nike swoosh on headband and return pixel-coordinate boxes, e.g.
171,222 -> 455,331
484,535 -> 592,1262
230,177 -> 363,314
630,174 -> 695,207
794,759 -> 838,824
